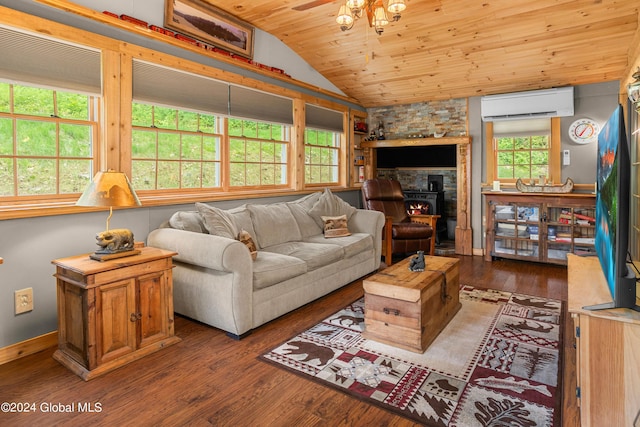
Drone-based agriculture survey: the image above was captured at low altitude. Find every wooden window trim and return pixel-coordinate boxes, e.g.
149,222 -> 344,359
486,117 -> 561,185
0,8 -> 355,220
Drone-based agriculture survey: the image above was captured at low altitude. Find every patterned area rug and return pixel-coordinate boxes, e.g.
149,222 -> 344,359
260,285 -> 563,426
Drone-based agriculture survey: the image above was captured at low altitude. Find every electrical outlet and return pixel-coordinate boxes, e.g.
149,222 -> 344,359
15,288 -> 33,314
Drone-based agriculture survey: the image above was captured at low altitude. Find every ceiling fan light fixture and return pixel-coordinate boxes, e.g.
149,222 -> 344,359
388,0 -> 406,12
337,0 -> 406,34
346,0 -> 366,9
336,4 -> 355,30
373,5 -> 389,26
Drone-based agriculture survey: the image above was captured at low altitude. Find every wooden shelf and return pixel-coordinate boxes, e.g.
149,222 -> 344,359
361,136 -> 471,148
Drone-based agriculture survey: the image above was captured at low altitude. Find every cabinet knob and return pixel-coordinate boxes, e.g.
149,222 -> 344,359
130,312 -> 142,322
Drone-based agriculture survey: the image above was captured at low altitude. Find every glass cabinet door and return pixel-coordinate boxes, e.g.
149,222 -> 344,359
546,206 -> 596,263
493,203 -> 540,260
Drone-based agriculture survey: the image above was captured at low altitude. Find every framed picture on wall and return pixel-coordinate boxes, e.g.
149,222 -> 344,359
164,0 -> 254,58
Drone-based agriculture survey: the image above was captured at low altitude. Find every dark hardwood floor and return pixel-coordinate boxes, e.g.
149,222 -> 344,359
0,255 -> 578,426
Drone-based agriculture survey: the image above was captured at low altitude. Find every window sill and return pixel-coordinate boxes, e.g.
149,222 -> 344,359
0,186 -> 357,220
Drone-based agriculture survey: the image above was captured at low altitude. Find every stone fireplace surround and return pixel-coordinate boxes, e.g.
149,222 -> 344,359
361,137 -> 472,255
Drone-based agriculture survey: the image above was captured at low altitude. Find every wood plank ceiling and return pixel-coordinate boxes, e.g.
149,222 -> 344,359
205,0 -> 640,107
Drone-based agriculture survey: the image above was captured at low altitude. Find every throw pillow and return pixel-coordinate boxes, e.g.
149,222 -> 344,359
321,214 -> 351,238
195,203 -> 238,239
237,229 -> 258,260
308,188 -> 357,228
168,211 -> 207,233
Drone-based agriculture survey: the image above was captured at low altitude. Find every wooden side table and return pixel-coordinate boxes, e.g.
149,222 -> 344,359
52,246 -> 181,380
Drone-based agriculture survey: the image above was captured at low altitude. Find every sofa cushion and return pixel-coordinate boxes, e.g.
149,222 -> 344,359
169,211 -> 207,233
286,192 -> 323,237
252,252 -> 307,290
308,188 -> 357,228
262,241 -> 344,271
248,203 -> 302,248
321,214 -> 351,238
303,233 -> 372,259
227,204 -> 259,248
196,203 -> 238,239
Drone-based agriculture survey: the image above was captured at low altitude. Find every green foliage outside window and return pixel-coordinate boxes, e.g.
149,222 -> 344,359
131,102 -> 222,190
496,135 -> 549,180
0,83 -> 94,197
305,128 -> 339,184
228,118 -> 288,187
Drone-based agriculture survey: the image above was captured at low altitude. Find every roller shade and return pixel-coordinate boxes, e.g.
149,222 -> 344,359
492,118 -> 551,137
305,104 -> 344,132
133,60 -> 229,114
0,26 -> 101,95
229,85 -> 293,125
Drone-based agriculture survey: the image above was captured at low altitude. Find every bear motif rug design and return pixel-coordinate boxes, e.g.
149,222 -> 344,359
260,285 -> 562,426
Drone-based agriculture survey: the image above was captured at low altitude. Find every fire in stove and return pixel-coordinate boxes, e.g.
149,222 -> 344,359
407,201 -> 430,215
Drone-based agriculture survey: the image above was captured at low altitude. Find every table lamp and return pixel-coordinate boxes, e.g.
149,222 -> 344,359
76,170 -> 142,261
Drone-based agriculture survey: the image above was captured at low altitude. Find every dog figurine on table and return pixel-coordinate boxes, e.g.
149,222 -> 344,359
408,250 -> 425,272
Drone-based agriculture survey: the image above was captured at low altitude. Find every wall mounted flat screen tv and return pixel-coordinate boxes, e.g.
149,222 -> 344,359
588,104 -> 639,311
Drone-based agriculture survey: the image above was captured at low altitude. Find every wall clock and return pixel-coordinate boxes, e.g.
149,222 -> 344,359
568,118 -> 599,144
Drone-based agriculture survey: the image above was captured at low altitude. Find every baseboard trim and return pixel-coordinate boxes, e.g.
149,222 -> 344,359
0,331 -> 58,366
472,248 -> 484,257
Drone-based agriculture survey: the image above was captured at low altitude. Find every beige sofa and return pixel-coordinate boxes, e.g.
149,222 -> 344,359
147,190 -> 385,338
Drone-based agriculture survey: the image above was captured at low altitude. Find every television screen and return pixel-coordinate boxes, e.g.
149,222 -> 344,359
592,104 -> 638,311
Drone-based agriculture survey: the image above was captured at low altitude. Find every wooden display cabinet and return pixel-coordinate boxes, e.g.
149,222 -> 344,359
52,246 -> 181,380
484,192 -> 596,265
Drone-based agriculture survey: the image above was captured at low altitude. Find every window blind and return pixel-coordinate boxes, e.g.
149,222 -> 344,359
305,104 -> 344,132
132,59 -> 229,115
493,118 -> 551,137
0,26 -> 101,95
229,85 -> 293,125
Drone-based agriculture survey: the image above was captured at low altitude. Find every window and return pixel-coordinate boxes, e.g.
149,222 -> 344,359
0,82 -> 97,197
228,118 -> 289,187
131,103 -> 221,191
495,135 -> 549,180
304,104 -> 344,185
487,118 -> 560,184
304,128 -> 340,184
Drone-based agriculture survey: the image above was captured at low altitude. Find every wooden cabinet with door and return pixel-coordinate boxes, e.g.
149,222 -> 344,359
567,254 -> 640,426
484,192 -> 596,265
52,246 -> 180,380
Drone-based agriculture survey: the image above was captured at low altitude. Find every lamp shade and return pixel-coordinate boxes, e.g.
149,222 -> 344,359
76,170 -> 141,208
628,69 -> 640,104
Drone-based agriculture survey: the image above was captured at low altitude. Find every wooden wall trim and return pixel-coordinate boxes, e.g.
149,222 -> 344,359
0,332 -> 57,366
359,136 -> 473,255
32,0 -> 361,106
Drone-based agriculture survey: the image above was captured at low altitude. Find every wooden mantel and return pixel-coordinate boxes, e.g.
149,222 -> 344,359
361,137 -> 473,256
361,136 -> 471,149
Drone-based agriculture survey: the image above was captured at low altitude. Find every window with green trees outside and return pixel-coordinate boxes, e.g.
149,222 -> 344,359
0,83 -> 97,197
495,135 -> 549,181
305,128 -> 340,185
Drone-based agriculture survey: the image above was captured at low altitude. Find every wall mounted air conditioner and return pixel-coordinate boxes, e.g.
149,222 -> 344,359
481,87 -> 574,121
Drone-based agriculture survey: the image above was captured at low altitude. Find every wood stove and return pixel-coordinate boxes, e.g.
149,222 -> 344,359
404,189 -> 447,243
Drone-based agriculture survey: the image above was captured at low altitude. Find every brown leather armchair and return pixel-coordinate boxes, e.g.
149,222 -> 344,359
361,179 -> 436,265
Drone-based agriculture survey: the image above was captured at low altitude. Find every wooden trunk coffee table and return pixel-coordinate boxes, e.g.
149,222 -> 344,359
362,255 -> 461,353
